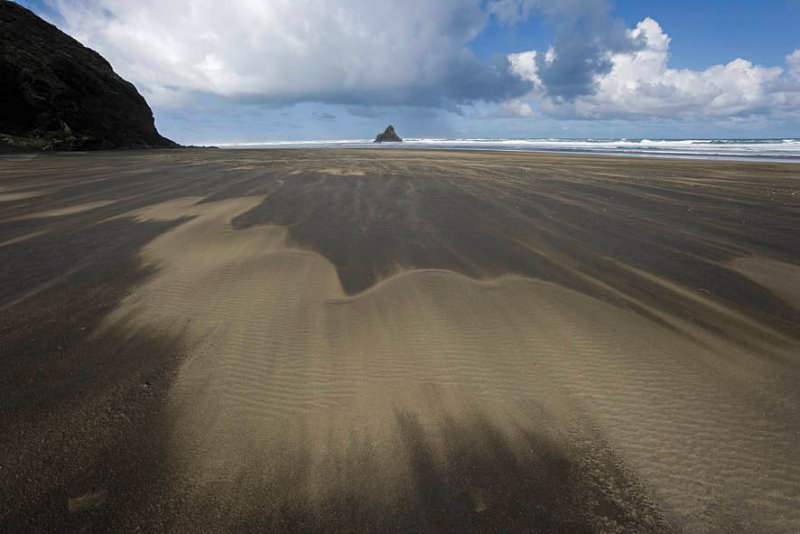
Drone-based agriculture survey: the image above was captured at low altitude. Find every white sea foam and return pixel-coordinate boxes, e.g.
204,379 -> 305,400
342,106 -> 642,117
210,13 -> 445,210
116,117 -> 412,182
217,138 -> 800,161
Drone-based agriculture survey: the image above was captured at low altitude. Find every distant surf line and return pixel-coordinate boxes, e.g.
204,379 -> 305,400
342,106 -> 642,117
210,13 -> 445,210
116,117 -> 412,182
214,137 -> 800,162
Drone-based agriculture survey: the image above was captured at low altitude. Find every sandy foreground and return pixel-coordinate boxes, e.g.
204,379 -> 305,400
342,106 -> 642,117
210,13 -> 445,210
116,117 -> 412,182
1,149 -> 799,532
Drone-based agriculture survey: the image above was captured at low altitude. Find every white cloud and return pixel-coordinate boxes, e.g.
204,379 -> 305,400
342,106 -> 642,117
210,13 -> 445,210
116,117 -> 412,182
48,0 -> 528,107
506,99 -> 534,117
488,0 -> 540,25
788,50 -> 800,80
41,1 -> 800,123
477,99 -> 535,119
492,0 -> 637,98
510,17 -> 800,120
507,46 -> 555,89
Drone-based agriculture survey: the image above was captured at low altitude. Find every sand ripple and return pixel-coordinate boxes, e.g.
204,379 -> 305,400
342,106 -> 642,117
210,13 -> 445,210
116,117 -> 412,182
101,196 -> 800,531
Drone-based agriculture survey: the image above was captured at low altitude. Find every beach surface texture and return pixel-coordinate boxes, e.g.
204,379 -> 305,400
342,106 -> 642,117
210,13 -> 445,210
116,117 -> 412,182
1,149 -> 799,531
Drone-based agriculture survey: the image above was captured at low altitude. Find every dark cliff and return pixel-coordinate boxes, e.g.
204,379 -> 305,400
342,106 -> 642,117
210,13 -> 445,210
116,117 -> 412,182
0,1 -> 177,151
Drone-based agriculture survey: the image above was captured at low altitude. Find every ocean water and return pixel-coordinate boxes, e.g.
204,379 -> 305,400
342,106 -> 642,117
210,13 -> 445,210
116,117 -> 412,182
219,138 -> 800,162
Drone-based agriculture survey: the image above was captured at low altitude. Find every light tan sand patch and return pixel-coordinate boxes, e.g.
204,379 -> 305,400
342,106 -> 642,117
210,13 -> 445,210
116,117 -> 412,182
0,191 -> 47,202
731,257 -> 800,309
101,197 -> 800,531
0,229 -> 49,248
318,168 -> 366,176
67,490 -> 108,513
11,200 -> 115,220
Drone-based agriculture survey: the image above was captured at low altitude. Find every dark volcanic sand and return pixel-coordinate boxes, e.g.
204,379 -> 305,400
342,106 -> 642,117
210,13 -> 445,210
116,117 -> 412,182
1,149 -> 799,532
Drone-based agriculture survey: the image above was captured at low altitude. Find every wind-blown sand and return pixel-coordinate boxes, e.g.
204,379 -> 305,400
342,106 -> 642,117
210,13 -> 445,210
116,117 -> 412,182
1,149 -> 799,531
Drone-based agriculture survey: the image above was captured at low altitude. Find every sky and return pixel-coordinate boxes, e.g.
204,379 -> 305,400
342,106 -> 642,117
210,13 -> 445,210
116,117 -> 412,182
16,0 -> 800,144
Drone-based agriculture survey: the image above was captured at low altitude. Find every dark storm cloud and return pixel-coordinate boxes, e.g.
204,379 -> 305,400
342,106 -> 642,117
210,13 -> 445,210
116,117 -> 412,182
538,3 -> 641,98
491,0 -> 642,99
230,52 -> 533,110
47,0 -> 535,111
439,54 -> 533,103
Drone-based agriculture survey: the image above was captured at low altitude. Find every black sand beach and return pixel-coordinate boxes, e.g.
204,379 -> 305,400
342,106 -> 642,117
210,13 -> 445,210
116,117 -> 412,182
1,149 -> 799,531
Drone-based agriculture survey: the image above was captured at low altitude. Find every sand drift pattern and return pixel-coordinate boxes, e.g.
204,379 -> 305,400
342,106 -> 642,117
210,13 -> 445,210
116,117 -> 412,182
1,149 -> 799,531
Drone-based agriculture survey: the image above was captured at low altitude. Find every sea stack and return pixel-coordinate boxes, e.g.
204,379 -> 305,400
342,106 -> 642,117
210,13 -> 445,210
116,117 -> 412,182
0,1 -> 177,151
374,125 -> 402,143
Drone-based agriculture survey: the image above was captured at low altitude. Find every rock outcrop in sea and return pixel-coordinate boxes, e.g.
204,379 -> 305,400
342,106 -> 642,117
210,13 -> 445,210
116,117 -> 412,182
374,125 -> 402,143
0,1 -> 177,151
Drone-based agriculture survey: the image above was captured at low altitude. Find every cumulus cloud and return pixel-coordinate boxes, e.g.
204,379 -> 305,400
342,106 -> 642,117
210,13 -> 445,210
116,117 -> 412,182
477,99 -> 535,119
509,17 -> 800,120
38,0 -> 800,122
787,50 -> 800,80
490,0 -> 639,98
47,0 -> 530,107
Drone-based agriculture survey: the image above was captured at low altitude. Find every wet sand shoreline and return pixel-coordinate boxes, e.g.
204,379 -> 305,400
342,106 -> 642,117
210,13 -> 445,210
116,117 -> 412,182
1,149 -> 799,531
